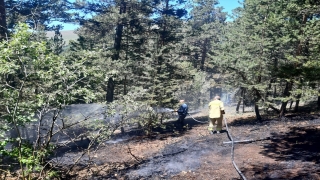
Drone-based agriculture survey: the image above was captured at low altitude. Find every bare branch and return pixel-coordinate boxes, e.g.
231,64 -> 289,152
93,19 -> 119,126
127,144 -> 142,162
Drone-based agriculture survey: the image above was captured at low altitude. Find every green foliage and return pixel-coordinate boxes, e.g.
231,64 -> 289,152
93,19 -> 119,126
47,170 -> 59,178
0,23 -> 105,178
210,0 -> 320,118
71,0 -> 196,108
48,28 -> 66,55
5,0 -> 72,30
2,0 -> 320,178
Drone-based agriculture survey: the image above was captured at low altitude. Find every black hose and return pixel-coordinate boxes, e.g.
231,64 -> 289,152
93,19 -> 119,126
224,117 -> 247,180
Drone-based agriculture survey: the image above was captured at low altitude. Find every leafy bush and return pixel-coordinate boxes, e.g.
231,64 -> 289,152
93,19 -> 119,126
0,23 -> 105,179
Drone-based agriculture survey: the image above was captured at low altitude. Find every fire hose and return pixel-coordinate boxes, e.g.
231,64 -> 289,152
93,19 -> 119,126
187,113 -> 208,123
224,117 -> 247,180
170,110 -> 208,123
186,113 -> 247,180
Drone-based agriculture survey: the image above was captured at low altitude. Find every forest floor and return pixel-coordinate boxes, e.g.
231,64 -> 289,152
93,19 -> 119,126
57,105 -> 320,180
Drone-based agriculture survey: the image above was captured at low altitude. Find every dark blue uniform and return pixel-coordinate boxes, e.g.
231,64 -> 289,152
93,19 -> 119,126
177,103 -> 188,126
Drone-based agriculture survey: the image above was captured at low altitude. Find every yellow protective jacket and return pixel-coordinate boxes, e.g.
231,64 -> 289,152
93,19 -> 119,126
208,100 -> 225,118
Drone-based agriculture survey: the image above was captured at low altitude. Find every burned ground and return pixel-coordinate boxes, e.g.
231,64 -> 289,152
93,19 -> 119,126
49,108 -> 320,180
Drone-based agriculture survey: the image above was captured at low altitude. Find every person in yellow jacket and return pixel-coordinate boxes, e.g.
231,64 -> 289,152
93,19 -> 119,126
208,96 -> 225,134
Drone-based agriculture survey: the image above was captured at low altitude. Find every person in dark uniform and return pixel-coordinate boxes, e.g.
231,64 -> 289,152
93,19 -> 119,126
175,100 -> 188,127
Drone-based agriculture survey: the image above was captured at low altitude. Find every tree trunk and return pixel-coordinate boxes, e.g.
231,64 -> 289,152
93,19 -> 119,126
289,100 -> 294,110
236,99 -> 241,112
106,77 -> 115,102
0,0 -> 6,40
194,53 -> 199,68
242,89 -> 246,113
113,0 -> 126,60
236,88 -> 244,112
279,81 -> 291,117
293,100 -> 299,112
108,1 -> 126,102
293,94 -> 301,112
123,75 -> 127,95
279,101 -> 288,117
254,103 -> 262,121
252,88 -> 262,120
200,39 -> 208,71
113,23 -> 123,60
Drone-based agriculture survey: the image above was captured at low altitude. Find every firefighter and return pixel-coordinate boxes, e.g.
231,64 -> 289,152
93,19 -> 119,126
208,96 -> 225,134
174,100 -> 188,127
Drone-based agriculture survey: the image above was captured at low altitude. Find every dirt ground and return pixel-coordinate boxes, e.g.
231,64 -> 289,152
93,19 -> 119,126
55,106 -> 320,180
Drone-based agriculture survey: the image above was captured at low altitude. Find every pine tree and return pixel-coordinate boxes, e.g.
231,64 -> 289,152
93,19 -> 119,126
72,0 -> 194,108
5,0 -> 72,30
184,0 -> 227,105
210,0 -> 281,120
211,0 -> 320,118
278,0 -> 320,113
188,0 -> 226,71
0,0 -> 6,39
48,27 -> 66,55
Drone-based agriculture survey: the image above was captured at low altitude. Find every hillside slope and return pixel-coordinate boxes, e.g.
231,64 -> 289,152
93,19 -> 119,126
46,30 -> 78,45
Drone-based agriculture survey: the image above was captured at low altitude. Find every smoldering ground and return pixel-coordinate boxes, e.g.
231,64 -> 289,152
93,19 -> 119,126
50,115 -> 232,180
48,108 -> 320,180
4,90 -> 320,179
